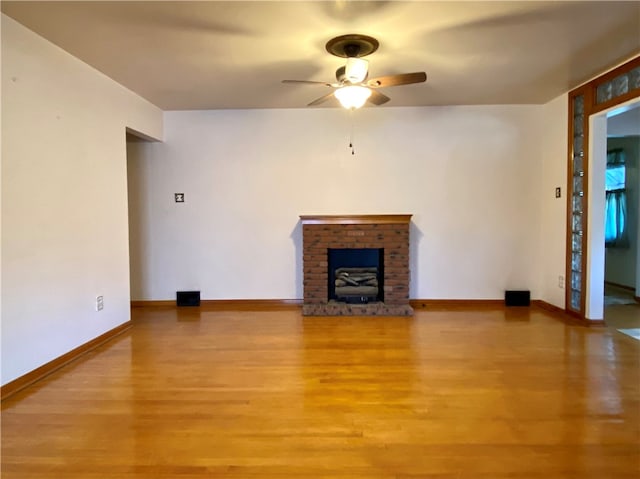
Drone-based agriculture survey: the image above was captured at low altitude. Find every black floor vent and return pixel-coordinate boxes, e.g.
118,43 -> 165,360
505,290 -> 530,307
177,291 -> 200,307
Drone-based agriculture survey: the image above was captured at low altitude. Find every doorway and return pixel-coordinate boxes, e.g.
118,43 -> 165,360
125,129 -> 156,304
585,99 -> 640,327
565,56 -> 640,322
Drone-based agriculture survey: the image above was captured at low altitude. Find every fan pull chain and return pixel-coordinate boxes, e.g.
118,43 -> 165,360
349,109 -> 355,155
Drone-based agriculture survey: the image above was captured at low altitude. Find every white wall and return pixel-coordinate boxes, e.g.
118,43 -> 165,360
128,106 -> 544,301
586,116 -> 608,320
538,93 -> 569,308
1,15 -> 163,385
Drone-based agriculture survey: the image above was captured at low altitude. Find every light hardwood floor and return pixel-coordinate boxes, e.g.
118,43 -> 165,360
604,283 -> 640,330
605,303 -> 640,330
2,306 -> 639,478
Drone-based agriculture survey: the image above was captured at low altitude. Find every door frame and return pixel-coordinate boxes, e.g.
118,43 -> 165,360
565,56 -> 640,322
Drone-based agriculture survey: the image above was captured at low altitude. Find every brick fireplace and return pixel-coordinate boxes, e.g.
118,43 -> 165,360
300,214 -> 413,316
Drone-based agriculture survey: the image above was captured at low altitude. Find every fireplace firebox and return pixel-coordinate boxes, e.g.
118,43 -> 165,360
328,248 -> 384,303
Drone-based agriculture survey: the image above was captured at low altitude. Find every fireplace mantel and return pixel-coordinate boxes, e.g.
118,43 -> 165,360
300,214 -> 412,225
300,214 -> 413,316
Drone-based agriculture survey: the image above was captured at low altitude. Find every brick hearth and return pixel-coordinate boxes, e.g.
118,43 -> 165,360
300,215 -> 413,316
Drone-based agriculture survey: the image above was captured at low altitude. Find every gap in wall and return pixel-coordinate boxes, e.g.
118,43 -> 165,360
586,99 -> 640,320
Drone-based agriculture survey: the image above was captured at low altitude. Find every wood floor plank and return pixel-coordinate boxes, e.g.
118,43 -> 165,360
2,307 -> 639,478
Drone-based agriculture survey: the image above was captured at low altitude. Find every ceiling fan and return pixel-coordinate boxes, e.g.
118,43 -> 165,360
282,34 -> 427,109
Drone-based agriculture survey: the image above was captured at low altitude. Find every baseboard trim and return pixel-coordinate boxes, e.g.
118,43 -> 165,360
202,299 -> 303,311
132,299 -> 303,311
410,299 -> 504,309
1,321 -> 131,401
532,299 -> 565,315
131,300 -> 175,308
533,300 -> 605,326
137,299 -> 504,312
604,280 -> 636,292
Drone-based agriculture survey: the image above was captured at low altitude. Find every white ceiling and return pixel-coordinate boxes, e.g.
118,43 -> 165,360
608,104 -> 640,137
2,1 -> 639,110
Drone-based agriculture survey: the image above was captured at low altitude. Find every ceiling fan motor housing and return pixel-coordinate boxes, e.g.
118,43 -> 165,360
336,59 -> 369,84
325,34 -> 379,58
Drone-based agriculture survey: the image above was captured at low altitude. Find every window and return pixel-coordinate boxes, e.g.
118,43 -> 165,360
605,148 -> 628,247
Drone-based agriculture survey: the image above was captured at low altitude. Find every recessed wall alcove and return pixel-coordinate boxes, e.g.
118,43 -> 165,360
300,214 -> 413,316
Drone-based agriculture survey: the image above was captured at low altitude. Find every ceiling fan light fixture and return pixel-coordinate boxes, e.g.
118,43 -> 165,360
283,34 -> 426,109
334,85 -> 372,109
345,57 -> 369,83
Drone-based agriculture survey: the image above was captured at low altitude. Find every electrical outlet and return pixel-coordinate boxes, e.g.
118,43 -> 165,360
96,295 -> 104,311
558,276 -> 564,289
555,187 -> 561,198
175,193 -> 184,203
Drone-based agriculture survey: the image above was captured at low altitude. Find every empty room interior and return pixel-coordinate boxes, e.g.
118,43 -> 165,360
1,1 -> 640,478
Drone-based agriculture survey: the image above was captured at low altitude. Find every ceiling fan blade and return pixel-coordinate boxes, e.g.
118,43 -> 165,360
367,72 -> 427,88
282,80 -> 334,87
368,90 -> 390,106
307,92 -> 336,107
